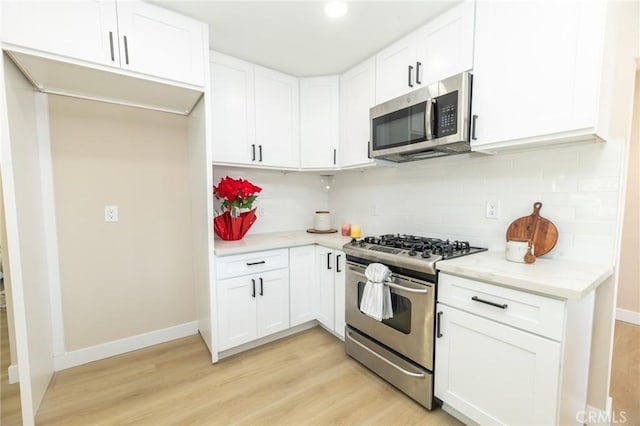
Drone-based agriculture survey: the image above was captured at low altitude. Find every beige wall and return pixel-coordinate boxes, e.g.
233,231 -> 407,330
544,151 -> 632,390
617,70 -> 640,315
48,95 -> 196,351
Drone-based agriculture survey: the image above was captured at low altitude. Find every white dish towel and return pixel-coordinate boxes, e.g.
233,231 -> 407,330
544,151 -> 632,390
360,263 -> 394,321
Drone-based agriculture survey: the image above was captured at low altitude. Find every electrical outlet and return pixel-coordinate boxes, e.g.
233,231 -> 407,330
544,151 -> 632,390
258,206 -> 266,217
104,205 -> 118,222
485,200 -> 500,219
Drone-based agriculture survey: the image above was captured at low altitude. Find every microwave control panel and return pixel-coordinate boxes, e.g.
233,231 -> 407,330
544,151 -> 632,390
435,91 -> 458,137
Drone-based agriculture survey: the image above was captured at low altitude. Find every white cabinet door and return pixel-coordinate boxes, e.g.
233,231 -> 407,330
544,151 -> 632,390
210,51 -> 255,165
289,246 -> 317,327
333,250 -> 346,339
471,0 -> 605,150
339,57 -> 376,168
416,0 -> 474,86
217,276 -> 257,351
255,66 -> 300,168
435,304 -> 561,426
1,0 -> 119,67
300,76 -> 340,169
256,269 -> 290,338
315,247 -> 335,330
375,33 -> 418,104
116,0 -> 206,86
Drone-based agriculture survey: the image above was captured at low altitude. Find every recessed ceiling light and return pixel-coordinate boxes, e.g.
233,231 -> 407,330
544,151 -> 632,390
324,1 -> 348,19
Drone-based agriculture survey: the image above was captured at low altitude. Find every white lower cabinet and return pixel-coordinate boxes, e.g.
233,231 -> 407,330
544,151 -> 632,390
435,272 -> 595,426
316,246 -> 346,339
289,246 -> 317,326
216,250 -> 290,351
435,304 -> 561,425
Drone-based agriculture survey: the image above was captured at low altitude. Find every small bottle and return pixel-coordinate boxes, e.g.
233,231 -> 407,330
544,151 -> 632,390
341,223 -> 351,236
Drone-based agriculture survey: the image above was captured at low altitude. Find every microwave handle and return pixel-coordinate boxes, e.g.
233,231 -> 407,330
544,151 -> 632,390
426,99 -> 436,141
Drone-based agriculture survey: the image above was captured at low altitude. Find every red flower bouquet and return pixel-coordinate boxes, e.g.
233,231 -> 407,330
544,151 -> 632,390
213,176 -> 262,240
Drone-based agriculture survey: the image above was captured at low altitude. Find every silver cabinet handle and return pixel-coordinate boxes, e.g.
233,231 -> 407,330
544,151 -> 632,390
347,331 -> 425,378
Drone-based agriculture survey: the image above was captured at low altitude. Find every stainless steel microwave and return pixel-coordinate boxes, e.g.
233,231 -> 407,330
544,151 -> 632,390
369,71 -> 473,162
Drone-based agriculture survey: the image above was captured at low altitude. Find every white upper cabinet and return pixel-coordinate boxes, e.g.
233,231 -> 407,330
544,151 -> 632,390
1,0 -> 206,87
416,0 -> 475,86
115,1 -> 206,86
254,66 -> 300,168
375,1 -> 475,104
471,0 -> 607,151
300,76 -> 340,169
375,32 -> 418,104
1,0 -> 119,67
339,57 -> 376,168
210,52 -> 255,164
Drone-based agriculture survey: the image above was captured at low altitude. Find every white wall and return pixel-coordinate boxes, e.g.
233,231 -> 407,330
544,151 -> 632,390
212,167 -> 330,234
48,95 -> 196,351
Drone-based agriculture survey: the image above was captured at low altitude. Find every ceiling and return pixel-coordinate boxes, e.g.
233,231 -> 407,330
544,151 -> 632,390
150,1 -> 459,76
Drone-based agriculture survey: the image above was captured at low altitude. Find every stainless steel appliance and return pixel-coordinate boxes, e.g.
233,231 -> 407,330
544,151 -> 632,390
343,234 -> 486,409
369,72 -> 473,162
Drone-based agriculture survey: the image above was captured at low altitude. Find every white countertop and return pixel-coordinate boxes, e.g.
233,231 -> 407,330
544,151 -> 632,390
214,231 -> 353,256
437,251 -> 613,300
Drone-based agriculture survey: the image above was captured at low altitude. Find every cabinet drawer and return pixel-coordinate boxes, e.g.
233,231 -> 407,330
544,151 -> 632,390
216,248 -> 289,279
438,273 -> 565,341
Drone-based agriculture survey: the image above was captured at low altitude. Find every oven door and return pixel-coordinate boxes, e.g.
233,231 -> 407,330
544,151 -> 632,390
345,261 -> 435,370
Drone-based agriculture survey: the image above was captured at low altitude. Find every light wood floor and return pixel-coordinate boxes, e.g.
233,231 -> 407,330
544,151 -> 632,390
1,317 -> 638,425
610,320 -> 640,423
1,307 -> 22,425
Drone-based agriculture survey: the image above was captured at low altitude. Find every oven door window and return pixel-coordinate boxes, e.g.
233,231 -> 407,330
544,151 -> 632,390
357,280 -> 412,334
372,102 -> 427,150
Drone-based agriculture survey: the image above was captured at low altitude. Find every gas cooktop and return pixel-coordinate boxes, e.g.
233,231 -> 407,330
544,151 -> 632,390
343,234 -> 487,276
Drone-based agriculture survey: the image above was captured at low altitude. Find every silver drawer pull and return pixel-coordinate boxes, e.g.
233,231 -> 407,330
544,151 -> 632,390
347,331 -> 425,378
472,296 -> 508,309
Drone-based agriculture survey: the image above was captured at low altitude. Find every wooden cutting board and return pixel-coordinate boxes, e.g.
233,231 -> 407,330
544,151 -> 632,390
506,202 -> 558,257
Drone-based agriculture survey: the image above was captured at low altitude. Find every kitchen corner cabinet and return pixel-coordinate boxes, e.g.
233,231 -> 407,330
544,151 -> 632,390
1,0 -> 206,87
210,51 -> 299,169
289,246 -> 317,326
470,0 -> 607,151
316,246 -> 346,339
216,249 -> 290,351
435,273 -> 595,426
339,57 -> 376,168
375,1 -> 474,104
300,76 -> 340,169
254,66 -> 300,168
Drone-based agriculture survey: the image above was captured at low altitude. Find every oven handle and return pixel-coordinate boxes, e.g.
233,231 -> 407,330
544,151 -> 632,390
346,331 -> 425,378
349,269 -> 429,294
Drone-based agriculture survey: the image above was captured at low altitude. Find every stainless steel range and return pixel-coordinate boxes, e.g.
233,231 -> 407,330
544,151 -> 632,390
343,234 -> 486,409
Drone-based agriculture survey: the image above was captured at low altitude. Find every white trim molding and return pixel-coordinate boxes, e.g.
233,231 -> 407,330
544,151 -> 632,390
583,397 -> 614,426
53,321 -> 199,371
8,364 -> 19,384
616,308 -> 640,325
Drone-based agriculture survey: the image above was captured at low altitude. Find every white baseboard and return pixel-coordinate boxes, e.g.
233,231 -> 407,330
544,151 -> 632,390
53,321 -> 199,371
8,364 -> 19,384
616,308 -> 640,325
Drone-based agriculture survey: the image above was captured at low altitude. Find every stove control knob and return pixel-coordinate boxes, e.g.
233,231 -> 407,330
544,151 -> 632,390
359,240 -> 366,247
350,238 -> 358,245
421,250 -> 431,258
408,248 -> 417,256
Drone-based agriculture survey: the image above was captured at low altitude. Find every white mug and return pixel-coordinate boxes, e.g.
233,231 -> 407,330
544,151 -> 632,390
505,240 -> 533,263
